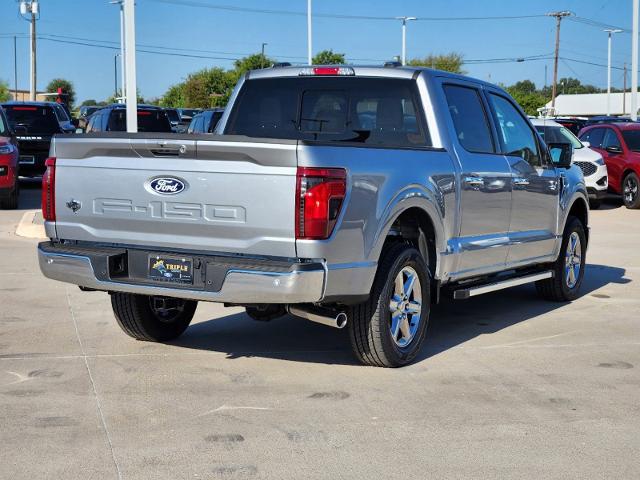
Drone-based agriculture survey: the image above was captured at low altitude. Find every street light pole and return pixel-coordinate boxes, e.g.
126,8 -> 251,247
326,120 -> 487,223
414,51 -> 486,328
19,2 -> 40,101
632,0 -> 639,121
123,0 -> 138,132
396,16 -> 416,66
307,0 -> 312,65
605,29 -> 623,115
114,53 -> 120,98
111,1 -> 126,102
13,36 -> 18,101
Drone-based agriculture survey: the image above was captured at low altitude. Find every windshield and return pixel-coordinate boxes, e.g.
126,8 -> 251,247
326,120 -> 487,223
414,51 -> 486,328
535,125 -> 583,149
622,130 -> 640,152
3,105 -> 61,135
165,109 -> 180,123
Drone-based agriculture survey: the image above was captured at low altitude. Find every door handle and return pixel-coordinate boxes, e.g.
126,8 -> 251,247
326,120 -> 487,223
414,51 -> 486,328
513,177 -> 530,187
464,176 -> 485,187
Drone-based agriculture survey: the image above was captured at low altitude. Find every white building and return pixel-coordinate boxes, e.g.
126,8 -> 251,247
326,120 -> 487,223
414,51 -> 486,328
544,92 -> 638,117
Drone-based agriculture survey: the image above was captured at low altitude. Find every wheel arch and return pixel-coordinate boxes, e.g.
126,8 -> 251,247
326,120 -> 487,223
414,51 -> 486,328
566,196 -> 589,245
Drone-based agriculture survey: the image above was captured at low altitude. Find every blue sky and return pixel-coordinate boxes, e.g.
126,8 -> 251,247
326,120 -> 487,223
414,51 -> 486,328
0,0 -> 634,103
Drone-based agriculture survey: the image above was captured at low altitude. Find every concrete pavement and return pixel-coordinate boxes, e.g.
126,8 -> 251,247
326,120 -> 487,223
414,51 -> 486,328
1,183 -> 638,479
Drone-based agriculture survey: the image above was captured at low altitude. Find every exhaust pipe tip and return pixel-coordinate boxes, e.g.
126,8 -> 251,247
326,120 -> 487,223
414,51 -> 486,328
335,312 -> 348,329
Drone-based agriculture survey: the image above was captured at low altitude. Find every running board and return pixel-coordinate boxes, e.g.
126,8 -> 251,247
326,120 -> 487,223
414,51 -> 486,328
453,271 -> 554,300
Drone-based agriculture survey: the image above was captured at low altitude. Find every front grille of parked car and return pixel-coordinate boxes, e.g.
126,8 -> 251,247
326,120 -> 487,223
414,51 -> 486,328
574,161 -> 597,177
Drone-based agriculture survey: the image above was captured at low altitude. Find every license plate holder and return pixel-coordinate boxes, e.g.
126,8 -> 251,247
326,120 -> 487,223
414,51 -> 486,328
148,255 -> 193,284
19,155 -> 35,165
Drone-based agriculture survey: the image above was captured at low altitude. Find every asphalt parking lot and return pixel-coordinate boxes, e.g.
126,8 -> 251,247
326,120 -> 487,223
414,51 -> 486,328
1,182 -> 638,479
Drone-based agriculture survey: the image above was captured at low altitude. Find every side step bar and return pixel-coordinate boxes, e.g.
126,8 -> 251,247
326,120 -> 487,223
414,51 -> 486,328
453,271 -> 554,300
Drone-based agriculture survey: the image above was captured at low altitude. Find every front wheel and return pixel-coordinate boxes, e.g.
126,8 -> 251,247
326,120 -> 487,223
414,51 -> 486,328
536,216 -> 586,302
622,172 -> 640,209
111,293 -> 197,341
349,243 -> 430,367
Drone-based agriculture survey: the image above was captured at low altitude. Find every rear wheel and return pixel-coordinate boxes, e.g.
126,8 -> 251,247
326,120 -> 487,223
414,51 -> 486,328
536,216 -> 586,302
349,243 -> 430,367
622,172 -> 640,209
111,293 -> 197,341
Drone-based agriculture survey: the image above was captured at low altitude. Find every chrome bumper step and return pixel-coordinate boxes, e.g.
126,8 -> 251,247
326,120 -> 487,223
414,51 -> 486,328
453,271 -> 554,300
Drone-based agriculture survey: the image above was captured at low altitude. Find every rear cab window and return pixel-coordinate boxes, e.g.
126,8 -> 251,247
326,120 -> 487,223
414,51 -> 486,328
3,105 -> 61,135
225,77 -> 430,148
442,84 -> 494,153
107,109 -> 172,132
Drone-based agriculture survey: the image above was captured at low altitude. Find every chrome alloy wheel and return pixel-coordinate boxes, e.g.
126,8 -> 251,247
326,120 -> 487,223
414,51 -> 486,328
149,296 -> 187,323
623,176 -> 638,205
565,232 -> 582,289
389,266 -> 422,348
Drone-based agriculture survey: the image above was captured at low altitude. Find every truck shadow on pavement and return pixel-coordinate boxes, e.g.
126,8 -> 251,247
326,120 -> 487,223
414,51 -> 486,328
170,264 -> 629,366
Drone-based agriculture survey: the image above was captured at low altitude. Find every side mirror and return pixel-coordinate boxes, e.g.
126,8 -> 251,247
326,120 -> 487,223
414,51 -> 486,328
605,145 -> 623,154
581,141 -> 591,148
13,125 -> 28,136
548,142 -> 573,168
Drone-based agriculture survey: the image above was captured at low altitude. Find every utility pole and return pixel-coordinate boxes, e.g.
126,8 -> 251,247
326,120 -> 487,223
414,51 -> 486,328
396,16 -> 416,66
624,62 -> 628,115
19,2 -> 40,101
632,0 -> 639,121
261,42 -> 267,68
547,11 -> 572,109
605,29 -> 623,115
307,0 -> 312,65
124,0 -> 138,132
13,36 -> 18,100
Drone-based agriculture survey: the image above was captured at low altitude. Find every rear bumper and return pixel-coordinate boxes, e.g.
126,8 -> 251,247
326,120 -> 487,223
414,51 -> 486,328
38,241 -> 326,304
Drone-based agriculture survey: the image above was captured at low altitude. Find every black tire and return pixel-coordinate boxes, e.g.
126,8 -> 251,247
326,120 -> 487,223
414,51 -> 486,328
111,293 -> 197,341
349,243 -> 430,367
622,172 -> 640,209
536,216 -> 586,302
589,199 -> 601,210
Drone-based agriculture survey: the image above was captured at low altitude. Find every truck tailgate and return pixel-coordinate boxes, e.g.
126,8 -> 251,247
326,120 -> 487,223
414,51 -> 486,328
51,135 -> 297,257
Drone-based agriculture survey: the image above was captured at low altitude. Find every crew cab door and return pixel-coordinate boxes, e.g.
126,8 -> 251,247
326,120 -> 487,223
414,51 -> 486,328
441,82 -> 512,278
485,92 -> 559,266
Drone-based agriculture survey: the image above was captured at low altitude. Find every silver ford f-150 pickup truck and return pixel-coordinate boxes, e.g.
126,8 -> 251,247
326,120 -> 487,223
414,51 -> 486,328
39,66 -> 589,367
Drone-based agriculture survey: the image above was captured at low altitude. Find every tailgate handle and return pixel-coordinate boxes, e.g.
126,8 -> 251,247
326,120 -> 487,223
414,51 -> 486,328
150,144 -> 187,157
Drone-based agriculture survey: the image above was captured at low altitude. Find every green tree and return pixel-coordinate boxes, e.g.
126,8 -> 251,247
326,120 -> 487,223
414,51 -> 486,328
509,80 -> 537,95
233,53 -> 276,76
159,84 -> 186,108
105,89 -> 145,105
80,99 -> 98,107
0,80 -> 10,102
182,68 -> 236,108
408,53 -> 466,74
45,78 -> 76,108
312,49 -> 346,65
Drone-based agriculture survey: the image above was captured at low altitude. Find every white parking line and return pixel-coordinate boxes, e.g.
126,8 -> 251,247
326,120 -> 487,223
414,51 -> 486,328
15,210 -> 46,239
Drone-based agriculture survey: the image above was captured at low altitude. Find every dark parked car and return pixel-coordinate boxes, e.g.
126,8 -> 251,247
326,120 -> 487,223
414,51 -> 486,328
584,116 -> 636,127
84,104 -> 172,133
579,122 -> 640,208
554,117 -> 587,136
0,107 -> 20,209
164,108 -> 182,131
1,102 -> 74,176
187,108 -> 225,134
78,105 -> 101,130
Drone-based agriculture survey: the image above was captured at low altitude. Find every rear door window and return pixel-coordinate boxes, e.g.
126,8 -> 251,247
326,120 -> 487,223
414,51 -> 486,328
225,77 -> 429,147
602,128 -> 621,149
443,84 -> 494,153
107,109 -> 172,132
3,105 -> 60,135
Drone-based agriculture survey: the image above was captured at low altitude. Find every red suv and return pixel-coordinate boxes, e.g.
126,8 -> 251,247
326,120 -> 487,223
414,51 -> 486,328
0,108 -> 19,209
579,122 -> 640,209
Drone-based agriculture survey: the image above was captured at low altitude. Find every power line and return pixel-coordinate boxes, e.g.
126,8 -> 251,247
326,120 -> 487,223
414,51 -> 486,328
144,0 -> 548,22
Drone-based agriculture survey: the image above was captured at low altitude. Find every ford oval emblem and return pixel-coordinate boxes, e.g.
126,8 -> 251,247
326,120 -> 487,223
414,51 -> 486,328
149,177 -> 186,195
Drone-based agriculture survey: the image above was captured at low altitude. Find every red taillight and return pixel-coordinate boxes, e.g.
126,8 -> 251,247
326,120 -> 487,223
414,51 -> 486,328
137,110 -> 152,116
296,167 -> 346,240
42,157 -> 56,221
12,106 -> 37,111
